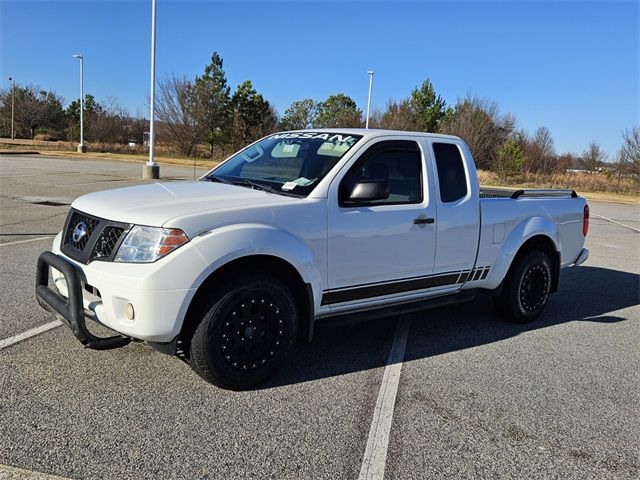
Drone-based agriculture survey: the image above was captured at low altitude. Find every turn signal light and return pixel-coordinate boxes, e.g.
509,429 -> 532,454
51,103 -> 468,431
157,229 -> 189,256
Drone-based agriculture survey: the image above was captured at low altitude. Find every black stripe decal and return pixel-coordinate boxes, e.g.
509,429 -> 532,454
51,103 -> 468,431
472,268 -> 483,281
321,272 -> 460,305
481,267 -> 490,280
458,271 -> 471,284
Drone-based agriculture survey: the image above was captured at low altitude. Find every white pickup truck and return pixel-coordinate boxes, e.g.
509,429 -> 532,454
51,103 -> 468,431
36,129 -> 590,389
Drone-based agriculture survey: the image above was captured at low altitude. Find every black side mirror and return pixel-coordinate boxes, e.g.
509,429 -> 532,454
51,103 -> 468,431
345,179 -> 390,203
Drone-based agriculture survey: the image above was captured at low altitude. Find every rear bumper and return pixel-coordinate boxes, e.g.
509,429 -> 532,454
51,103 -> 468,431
571,248 -> 589,267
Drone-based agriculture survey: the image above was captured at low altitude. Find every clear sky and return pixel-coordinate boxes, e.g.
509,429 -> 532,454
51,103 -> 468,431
1,0 -> 638,157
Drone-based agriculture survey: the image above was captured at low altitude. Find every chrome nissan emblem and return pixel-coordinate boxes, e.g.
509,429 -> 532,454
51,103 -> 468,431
72,222 -> 88,243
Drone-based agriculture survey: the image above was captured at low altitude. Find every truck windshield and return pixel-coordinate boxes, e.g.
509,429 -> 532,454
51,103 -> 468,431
204,132 -> 363,197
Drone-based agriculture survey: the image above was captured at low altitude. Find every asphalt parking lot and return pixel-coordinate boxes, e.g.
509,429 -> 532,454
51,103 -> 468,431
1,154 -> 639,479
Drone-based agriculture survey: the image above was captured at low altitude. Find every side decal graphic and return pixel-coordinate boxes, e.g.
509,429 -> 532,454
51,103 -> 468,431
321,267 -> 491,305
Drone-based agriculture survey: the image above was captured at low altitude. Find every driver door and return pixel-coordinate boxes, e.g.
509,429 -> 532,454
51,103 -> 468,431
325,139 -> 437,305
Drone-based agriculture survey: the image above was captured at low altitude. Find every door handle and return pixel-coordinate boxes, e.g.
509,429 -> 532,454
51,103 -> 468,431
413,217 -> 435,225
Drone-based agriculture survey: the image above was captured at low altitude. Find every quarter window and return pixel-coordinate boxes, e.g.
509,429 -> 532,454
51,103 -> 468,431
432,142 -> 468,203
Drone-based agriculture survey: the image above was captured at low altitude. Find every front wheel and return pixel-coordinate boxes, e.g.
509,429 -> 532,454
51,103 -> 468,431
493,251 -> 552,323
189,274 -> 298,390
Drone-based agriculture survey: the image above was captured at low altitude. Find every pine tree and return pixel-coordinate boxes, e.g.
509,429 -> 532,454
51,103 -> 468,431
195,52 -> 232,157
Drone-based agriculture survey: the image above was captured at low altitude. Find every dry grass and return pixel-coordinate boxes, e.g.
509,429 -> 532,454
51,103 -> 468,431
0,138 -> 221,169
477,170 -> 639,197
1,138 -> 181,157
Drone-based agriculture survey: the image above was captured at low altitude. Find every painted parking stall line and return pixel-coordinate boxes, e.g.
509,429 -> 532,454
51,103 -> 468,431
358,316 -> 411,480
591,214 -> 640,233
0,463 -> 73,479
0,236 -> 53,247
0,321 -> 62,350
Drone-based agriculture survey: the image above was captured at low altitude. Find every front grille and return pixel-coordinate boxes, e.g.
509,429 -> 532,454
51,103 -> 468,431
92,226 -> 125,259
61,209 -> 130,264
64,210 -> 100,252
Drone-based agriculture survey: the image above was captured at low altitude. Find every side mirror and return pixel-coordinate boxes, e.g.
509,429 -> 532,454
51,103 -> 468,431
346,179 -> 390,203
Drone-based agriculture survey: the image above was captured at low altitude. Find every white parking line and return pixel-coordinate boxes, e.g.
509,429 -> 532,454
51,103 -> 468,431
591,214 -> 640,233
0,236 -> 53,247
0,463 -> 73,479
358,316 -> 411,480
0,321 -> 62,350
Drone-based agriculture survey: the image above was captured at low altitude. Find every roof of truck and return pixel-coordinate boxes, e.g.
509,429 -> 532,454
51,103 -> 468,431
280,128 -> 462,141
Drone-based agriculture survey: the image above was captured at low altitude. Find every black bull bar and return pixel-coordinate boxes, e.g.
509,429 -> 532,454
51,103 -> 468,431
35,251 -> 131,350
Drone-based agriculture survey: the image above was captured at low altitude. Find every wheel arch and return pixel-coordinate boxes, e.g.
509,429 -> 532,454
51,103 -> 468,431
495,234 -> 561,295
180,254 -> 315,349
484,216 -> 561,294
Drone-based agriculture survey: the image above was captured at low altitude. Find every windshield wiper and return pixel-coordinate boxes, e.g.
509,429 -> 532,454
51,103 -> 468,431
207,175 -> 233,185
230,178 -> 270,191
207,175 -> 301,197
230,179 -> 302,197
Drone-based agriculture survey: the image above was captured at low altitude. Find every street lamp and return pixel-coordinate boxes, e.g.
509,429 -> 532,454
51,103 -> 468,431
72,54 -> 86,153
8,77 -> 15,140
365,70 -> 374,129
143,0 -> 159,179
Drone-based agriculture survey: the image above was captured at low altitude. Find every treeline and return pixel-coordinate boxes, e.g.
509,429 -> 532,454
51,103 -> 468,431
154,52 -> 640,180
0,86 -> 148,146
370,85 -> 639,181
0,50 -> 638,182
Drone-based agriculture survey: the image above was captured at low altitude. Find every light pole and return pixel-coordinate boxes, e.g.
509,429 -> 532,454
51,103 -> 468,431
8,77 -> 15,140
72,54 -> 86,153
365,70 -> 374,129
143,0 -> 159,179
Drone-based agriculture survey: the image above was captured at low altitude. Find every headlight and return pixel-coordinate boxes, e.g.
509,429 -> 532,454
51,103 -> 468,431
114,226 -> 189,263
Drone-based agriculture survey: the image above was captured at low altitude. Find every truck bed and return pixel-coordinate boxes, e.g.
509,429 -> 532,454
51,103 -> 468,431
479,187 -> 578,199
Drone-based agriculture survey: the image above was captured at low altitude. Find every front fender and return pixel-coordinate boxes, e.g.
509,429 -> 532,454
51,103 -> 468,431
486,216 -> 560,290
189,223 -> 323,308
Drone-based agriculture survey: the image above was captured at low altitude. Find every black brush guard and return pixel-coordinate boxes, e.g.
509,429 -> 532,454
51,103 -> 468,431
36,251 -> 131,350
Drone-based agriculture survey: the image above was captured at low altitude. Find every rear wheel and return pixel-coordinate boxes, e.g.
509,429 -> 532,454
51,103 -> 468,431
493,251 -> 552,323
189,274 -> 298,390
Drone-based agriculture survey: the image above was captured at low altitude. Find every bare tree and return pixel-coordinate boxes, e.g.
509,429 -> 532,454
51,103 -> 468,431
580,141 -> 607,172
522,127 -> 557,174
619,126 -> 640,177
155,76 -> 204,157
377,99 -> 419,131
89,97 -> 130,145
439,96 -> 513,170
556,152 -> 579,172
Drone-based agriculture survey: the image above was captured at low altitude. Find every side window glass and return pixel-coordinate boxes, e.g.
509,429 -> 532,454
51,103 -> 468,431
432,143 -> 468,203
342,142 -> 423,205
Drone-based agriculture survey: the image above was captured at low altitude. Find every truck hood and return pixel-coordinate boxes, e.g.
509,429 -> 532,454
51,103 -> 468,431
72,181 -> 290,227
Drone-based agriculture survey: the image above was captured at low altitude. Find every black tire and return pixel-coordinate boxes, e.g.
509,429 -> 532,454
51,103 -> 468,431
493,251 -> 552,323
189,273 -> 298,390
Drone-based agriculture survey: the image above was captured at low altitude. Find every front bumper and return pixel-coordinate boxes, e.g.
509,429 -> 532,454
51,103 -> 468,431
36,251 -> 131,350
35,232 -> 209,348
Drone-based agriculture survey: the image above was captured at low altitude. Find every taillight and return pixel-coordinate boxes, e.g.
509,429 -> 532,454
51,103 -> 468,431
583,204 -> 589,236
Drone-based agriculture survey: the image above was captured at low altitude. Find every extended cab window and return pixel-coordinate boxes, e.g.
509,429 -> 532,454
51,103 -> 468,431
432,142 -> 468,203
341,140 -> 422,206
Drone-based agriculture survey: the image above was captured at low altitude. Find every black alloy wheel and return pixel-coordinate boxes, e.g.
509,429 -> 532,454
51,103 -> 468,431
189,273 -> 298,390
518,263 -> 550,313
220,296 -> 284,371
493,250 -> 552,323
